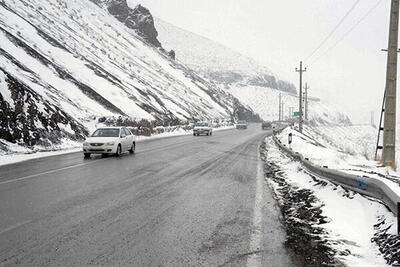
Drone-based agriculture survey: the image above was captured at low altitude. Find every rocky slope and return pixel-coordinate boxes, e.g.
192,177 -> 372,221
90,0 -> 161,47
0,0 -> 259,153
0,69 -> 88,148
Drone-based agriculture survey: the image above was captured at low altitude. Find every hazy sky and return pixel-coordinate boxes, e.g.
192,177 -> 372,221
130,0 -> 391,123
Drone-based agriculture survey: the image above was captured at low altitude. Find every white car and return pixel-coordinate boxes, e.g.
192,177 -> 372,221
236,120 -> 248,129
83,127 -> 136,158
193,121 -> 213,136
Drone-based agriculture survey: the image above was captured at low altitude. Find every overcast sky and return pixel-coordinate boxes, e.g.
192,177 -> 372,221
130,0 -> 392,123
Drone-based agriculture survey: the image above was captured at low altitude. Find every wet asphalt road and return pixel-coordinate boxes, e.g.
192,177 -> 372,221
0,124 -> 295,266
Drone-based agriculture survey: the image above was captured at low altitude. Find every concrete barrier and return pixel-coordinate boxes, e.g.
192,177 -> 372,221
272,134 -> 400,216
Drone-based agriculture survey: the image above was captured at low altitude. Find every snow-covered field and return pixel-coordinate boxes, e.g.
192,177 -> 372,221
264,138 -> 393,266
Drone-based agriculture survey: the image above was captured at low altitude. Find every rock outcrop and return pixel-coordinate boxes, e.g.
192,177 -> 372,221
0,69 -> 88,148
92,0 -> 161,47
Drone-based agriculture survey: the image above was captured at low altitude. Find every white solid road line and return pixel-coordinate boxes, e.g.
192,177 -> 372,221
0,159 -> 106,186
0,220 -> 32,236
247,152 -> 265,267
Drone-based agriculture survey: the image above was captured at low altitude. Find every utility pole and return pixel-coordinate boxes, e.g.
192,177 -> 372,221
282,102 -> 284,121
304,83 -> 310,122
296,61 -> 307,133
382,0 -> 399,167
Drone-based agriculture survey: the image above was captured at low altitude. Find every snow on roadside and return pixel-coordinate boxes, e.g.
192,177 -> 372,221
276,125 -> 400,184
0,125 -> 234,166
0,139 -> 82,166
264,137 -> 390,266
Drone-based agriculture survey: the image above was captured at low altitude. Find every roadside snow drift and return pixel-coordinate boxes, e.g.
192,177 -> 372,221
276,125 -> 400,183
264,137 -> 393,266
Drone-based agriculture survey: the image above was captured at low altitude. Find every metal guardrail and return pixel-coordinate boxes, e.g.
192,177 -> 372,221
272,134 -> 400,216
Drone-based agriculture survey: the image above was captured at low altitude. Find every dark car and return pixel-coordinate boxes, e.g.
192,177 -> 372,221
261,121 -> 272,130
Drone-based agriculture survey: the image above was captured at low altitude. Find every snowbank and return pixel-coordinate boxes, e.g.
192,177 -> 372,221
276,125 -> 400,182
264,137 -> 392,266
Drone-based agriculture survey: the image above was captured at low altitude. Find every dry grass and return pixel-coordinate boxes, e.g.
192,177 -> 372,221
387,161 -> 397,171
377,156 -> 397,171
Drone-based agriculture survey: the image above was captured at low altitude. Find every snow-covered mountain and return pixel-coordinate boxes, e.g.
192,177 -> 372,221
0,0 -> 259,152
155,18 -> 297,94
155,18 -> 351,126
90,0 -> 162,47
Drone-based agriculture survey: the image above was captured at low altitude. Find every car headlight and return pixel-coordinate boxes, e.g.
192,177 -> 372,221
83,142 -> 89,146
105,141 -> 115,146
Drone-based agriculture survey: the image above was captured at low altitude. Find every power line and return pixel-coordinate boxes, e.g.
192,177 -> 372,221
309,0 -> 384,66
305,0 -> 363,62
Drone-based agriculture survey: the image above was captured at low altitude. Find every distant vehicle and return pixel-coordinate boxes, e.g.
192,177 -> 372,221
223,118 -> 234,125
236,120 -> 248,129
261,121 -> 272,130
193,121 -> 213,136
83,127 -> 135,158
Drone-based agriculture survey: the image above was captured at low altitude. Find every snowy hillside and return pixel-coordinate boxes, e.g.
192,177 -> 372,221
0,0 -> 258,153
155,18 -> 297,94
155,18 -> 350,126
228,85 -> 351,126
295,124 -> 400,173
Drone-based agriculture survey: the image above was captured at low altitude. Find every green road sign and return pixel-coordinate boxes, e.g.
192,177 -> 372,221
294,111 -> 300,117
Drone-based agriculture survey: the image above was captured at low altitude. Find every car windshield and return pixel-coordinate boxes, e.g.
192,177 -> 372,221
238,121 -> 246,124
195,122 -> 209,127
91,128 -> 120,137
